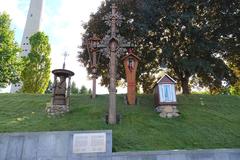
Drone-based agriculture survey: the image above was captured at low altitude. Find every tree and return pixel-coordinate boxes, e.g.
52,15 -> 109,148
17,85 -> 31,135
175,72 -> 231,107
21,32 -> 51,94
45,80 -> 53,94
0,12 -> 22,87
152,0 -> 238,94
213,1 -> 240,95
78,0 -> 154,91
79,0 -> 239,94
229,66 -> 240,95
88,88 -> 92,95
71,81 -> 79,94
79,85 -> 88,95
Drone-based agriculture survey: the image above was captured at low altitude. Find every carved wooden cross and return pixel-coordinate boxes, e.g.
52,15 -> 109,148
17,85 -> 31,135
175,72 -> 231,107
97,3 -> 133,124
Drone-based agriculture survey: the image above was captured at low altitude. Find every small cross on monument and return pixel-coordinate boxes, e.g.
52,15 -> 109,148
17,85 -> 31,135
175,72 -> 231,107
62,51 -> 69,69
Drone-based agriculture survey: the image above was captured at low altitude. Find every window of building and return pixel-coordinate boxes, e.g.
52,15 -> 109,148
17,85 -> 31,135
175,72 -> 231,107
159,84 -> 176,102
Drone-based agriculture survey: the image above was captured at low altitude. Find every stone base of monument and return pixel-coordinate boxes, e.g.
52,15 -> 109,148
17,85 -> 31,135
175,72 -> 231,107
45,103 -> 69,116
155,105 -> 180,118
105,113 -> 121,124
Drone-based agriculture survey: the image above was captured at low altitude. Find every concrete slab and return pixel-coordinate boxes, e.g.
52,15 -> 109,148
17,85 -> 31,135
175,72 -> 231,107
6,136 -> 24,160
0,135 -> 9,160
0,131 -> 239,160
229,152 -> 240,160
22,135 -> 38,160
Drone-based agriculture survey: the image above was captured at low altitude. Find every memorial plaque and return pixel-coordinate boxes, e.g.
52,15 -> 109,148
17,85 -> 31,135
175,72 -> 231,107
72,133 -> 106,154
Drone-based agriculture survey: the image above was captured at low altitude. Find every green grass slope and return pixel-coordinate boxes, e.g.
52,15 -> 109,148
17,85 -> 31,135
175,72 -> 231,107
0,93 -> 239,151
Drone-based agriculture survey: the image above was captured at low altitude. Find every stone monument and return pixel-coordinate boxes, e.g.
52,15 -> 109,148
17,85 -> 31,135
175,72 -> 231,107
46,52 -> 74,116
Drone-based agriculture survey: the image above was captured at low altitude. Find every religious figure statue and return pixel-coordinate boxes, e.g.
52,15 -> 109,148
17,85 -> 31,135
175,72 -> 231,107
128,58 -> 134,72
55,76 -> 66,95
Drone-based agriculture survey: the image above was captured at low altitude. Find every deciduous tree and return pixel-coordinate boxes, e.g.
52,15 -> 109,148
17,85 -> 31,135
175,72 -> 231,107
79,0 -> 239,94
79,85 -> 88,95
21,32 -> 51,94
71,81 -> 79,94
0,12 -> 22,87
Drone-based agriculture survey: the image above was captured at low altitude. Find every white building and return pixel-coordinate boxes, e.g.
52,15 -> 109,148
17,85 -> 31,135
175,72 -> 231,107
10,0 -> 43,93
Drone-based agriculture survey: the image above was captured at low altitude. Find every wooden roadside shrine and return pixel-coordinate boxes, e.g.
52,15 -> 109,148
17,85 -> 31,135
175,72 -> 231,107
154,74 -> 179,118
154,74 -> 177,106
122,49 -> 140,105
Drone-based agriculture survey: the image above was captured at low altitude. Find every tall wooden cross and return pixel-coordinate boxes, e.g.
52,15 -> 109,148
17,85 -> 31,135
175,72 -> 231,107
98,3 -> 132,124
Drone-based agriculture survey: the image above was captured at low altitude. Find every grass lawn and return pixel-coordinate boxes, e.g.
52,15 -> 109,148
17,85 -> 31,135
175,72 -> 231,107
0,93 -> 239,151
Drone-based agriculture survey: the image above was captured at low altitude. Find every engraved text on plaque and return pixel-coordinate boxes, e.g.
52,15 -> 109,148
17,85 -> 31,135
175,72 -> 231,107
73,133 -> 106,153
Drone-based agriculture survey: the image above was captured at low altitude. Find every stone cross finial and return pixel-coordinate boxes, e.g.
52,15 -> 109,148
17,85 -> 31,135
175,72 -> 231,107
63,51 -> 69,69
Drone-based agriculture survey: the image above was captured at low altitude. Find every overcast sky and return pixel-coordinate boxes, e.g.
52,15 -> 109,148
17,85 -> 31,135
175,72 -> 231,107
0,0 -> 127,94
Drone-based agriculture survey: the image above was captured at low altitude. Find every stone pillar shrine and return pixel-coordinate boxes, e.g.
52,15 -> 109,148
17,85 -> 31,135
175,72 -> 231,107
46,69 -> 74,116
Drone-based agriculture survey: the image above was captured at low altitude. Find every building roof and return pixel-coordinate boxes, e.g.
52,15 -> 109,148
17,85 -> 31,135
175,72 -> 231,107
121,52 -> 141,61
156,74 -> 176,84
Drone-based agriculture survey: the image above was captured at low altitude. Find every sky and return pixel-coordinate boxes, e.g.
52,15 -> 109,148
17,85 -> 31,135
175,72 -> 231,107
0,0 -> 127,94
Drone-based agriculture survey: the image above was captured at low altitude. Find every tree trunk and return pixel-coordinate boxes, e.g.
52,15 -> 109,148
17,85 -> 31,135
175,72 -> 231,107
181,78 -> 190,94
